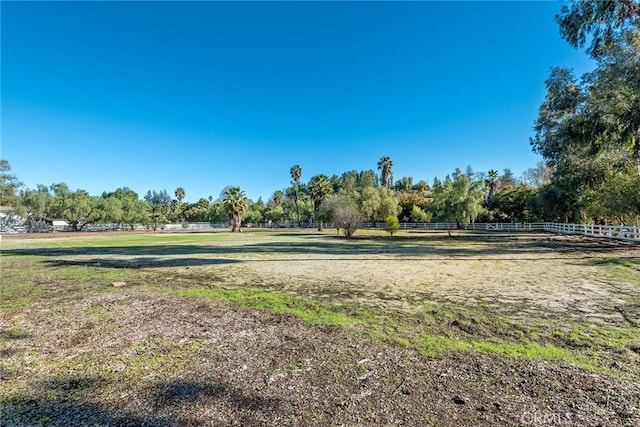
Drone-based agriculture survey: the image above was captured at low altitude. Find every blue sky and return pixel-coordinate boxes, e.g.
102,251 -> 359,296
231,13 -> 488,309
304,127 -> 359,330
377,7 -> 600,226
2,1 -> 594,203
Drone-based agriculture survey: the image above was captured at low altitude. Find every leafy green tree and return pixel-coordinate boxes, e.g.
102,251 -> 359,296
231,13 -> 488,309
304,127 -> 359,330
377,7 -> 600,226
358,186 -> 399,226
339,170 -> 359,192
489,185 -> 534,222
223,186 -> 248,232
337,169 -> 377,193
394,176 -> 413,192
93,195 -> 123,225
531,1 -> 640,222
396,190 -> 429,222
209,201 -> 229,224
243,201 -> 264,226
47,183 -> 95,231
357,170 -> 377,189
556,0 -> 640,59
283,192 -> 314,224
587,167 -> 640,225
14,185 -> 50,232
385,215 -> 400,236
307,174 -> 334,231
409,205 -> 431,223
182,198 -> 212,223
0,160 -> 22,206
107,188 -> 148,229
264,205 -> 285,224
528,182 -> 581,223
145,190 -> 172,231
430,169 -> 484,231
377,156 -> 393,188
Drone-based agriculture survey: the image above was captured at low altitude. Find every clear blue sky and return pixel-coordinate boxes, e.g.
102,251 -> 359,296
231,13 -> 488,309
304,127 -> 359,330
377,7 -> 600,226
2,1 -> 594,203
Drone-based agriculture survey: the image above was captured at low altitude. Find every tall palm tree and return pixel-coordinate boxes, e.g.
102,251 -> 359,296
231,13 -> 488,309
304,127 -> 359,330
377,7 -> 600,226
377,156 -> 393,188
307,174 -> 333,231
222,186 -> 248,232
486,169 -> 499,203
290,164 -> 302,226
174,187 -> 186,222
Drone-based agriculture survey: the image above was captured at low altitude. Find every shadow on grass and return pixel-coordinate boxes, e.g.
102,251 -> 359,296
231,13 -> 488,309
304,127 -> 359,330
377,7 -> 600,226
0,329 -> 32,341
3,233 -> 636,269
3,376 -> 284,427
150,380 -> 282,413
45,257 -> 242,269
582,257 -> 640,268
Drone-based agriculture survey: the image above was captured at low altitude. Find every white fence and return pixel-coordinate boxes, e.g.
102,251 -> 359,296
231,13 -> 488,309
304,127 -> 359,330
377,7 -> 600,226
542,222 -> 640,242
1,217 -> 638,243
359,222 -> 547,231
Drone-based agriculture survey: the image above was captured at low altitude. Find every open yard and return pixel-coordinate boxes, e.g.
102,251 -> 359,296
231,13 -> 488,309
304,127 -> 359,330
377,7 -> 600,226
1,230 -> 639,426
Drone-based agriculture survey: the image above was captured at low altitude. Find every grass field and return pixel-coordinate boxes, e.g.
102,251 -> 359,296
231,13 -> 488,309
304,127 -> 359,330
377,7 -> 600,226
1,230 -> 639,426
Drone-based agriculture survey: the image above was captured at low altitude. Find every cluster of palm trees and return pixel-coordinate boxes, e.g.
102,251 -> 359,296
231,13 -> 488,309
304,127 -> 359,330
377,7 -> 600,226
223,157 -> 396,232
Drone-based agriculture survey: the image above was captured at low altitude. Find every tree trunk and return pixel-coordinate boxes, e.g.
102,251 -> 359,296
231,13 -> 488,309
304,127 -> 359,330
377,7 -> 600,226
317,220 -> 323,232
231,212 -> 241,232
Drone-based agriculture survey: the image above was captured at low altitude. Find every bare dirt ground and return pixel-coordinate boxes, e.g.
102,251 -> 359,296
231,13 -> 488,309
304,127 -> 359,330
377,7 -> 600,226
201,233 -> 637,320
1,230 -> 639,426
3,290 -> 638,426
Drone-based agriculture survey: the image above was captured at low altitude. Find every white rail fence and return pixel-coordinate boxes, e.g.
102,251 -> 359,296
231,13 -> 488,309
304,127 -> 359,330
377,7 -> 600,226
1,216 -> 638,243
541,222 -> 640,242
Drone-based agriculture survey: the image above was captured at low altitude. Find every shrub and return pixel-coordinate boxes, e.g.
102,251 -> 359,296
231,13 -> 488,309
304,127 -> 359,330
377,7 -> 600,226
333,204 -> 362,237
385,215 -> 400,236
322,194 -> 362,237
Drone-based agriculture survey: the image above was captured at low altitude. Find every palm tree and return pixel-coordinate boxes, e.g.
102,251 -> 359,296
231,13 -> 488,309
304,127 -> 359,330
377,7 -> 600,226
486,169 -> 499,203
269,190 -> 284,208
175,187 -> 185,204
290,164 -> 302,226
377,156 -> 393,188
307,174 -> 333,231
174,187 -> 186,222
222,186 -> 248,232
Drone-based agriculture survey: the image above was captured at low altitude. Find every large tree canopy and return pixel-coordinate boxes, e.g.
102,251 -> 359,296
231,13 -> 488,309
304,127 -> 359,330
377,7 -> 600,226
557,0 -> 640,59
531,0 -> 640,224
0,160 -> 22,206
430,169 -> 484,229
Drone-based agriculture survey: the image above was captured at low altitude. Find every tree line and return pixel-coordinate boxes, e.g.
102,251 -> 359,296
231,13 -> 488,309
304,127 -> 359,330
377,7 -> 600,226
0,157 -> 561,235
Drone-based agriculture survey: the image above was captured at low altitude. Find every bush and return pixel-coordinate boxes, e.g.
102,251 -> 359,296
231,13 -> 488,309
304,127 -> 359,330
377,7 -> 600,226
385,215 -> 400,236
333,204 -> 362,237
322,194 -> 362,237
